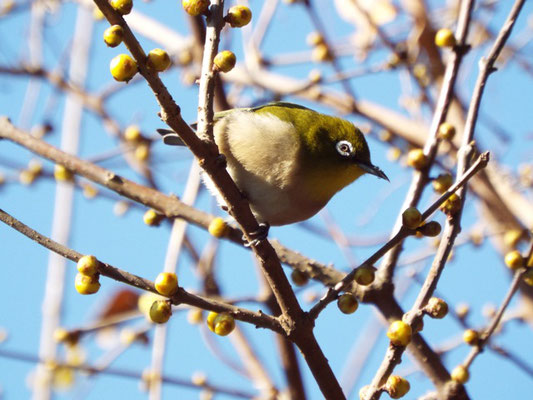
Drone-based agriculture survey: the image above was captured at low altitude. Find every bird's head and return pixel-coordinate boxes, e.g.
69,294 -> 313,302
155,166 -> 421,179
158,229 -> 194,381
298,112 -> 388,180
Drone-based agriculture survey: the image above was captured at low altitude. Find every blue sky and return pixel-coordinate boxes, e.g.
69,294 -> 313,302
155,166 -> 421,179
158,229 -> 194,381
1,0 -> 532,399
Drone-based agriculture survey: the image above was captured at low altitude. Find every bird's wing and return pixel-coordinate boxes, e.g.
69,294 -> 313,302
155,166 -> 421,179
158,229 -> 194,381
157,102 -> 313,145
156,128 -> 185,146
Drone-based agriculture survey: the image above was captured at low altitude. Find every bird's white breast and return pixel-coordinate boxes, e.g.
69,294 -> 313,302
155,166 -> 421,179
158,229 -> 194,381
202,110 -> 325,225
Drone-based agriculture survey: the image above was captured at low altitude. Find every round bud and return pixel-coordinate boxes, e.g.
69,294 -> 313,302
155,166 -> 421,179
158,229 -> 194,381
213,313 -> 235,336
451,365 -> 469,384
462,329 -> 479,346
147,48 -> 171,72
337,293 -> 359,314
208,217 -> 228,238
149,300 -> 172,324
53,328 -> 69,343
432,173 -> 453,193
312,44 -> 333,62
191,371 -> 207,386
379,130 -> 392,143
402,207 -> 422,229
455,303 -> 470,319
28,159 -> 43,176
359,385 -> 370,400
109,0 -> 133,15
417,221 -> 442,237
306,31 -> 325,46
387,147 -> 402,161
134,143 -> 150,161
523,269 -> 533,286
386,53 -> 401,69
120,328 -> 137,345
435,28 -> 456,48
425,297 -> 448,319
440,193 -> 461,216
143,209 -> 163,226
77,255 -> 99,276
124,125 -> 142,142
307,69 -> 322,84
52,366 -> 75,389
19,170 -> 36,185
354,266 -> 376,286
225,5 -> 252,28
138,292 -> 162,318
103,25 -> 124,48
54,164 -> 74,182
154,272 -> 179,296
406,149 -> 429,170
413,63 -> 427,80
438,122 -> 456,141
504,250 -> 524,270
291,269 -> 309,286
74,272 -> 101,295
178,49 -> 193,66
206,311 -> 218,332
83,183 -> 98,199
387,320 -> 412,346
110,54 -> 138,82
386,375 -> 410,399
213,50 -> 236,73
182,0 -> 210,16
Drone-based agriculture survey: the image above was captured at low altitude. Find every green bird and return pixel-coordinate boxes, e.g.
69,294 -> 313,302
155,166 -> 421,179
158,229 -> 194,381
158,102 -> 387,228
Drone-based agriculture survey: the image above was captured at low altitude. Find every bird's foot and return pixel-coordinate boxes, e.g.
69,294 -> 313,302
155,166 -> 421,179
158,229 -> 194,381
243,223 -> 270,247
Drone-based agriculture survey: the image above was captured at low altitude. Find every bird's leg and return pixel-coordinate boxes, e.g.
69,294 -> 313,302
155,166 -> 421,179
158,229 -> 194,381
215,153 -> 227,168
243,222 -> 270,247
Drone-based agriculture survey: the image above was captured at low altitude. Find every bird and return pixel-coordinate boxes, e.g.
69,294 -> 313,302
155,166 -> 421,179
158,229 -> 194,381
158,102 -> 387,230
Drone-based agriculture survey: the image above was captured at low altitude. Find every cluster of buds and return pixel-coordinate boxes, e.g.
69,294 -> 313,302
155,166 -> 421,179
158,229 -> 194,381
75,255 -> 101,295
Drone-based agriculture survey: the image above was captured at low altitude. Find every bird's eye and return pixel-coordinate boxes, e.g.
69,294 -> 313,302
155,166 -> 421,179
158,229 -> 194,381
336,140 -> 353,157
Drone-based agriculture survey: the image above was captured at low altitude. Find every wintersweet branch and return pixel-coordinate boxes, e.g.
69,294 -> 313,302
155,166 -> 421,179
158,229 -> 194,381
363,1 -> 526,396
379,0 -> 475,281
0,207 -> 282,333
463,241 -> 533,369
308,152 -> 489,321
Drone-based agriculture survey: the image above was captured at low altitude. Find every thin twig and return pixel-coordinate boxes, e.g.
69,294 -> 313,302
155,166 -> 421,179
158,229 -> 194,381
463,240 -> 533,369
379,0 -> 475,282
0,208 -> 282,333
308,152 -> 489,321
363,1 -> 526,397
0,348 -> 256,398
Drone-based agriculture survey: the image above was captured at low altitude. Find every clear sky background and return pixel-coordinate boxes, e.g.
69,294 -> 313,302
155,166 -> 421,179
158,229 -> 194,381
0,0 -> 532,399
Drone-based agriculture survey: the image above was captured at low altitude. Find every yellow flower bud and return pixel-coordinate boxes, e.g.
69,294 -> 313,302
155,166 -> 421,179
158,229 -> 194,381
387,320 -> 412,346
337,293 -> 359,314
225,5 -> 252,28
213,50 -> 236,73
154,272 -> 179,296
77,255 -> 99,276
147,48 -> 171,72
110,54 -> 138,82
402,207 -> 422,229
451,365 -> 469,384
103,25 -> 124,48
435,28 -> 456,48
109,0 -> 133,15
149,300 -> 172,324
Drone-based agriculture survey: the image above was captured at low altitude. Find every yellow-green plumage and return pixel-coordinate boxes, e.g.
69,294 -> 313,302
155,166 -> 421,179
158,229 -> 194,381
160,102 -> 387,226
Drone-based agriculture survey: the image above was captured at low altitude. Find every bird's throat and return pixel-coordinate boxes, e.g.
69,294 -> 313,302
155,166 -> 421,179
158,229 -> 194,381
304,164 -> 365,203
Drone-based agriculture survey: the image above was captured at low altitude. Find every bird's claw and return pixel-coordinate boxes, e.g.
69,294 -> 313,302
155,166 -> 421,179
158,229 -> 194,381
243,223 -> 270,247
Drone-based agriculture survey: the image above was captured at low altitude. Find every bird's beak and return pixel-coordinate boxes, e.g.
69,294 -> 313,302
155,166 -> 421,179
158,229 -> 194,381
356,161 -> 389,181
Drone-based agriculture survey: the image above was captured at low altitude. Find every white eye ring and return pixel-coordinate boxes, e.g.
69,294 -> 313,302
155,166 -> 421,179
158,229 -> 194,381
336,140 -> 353,157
